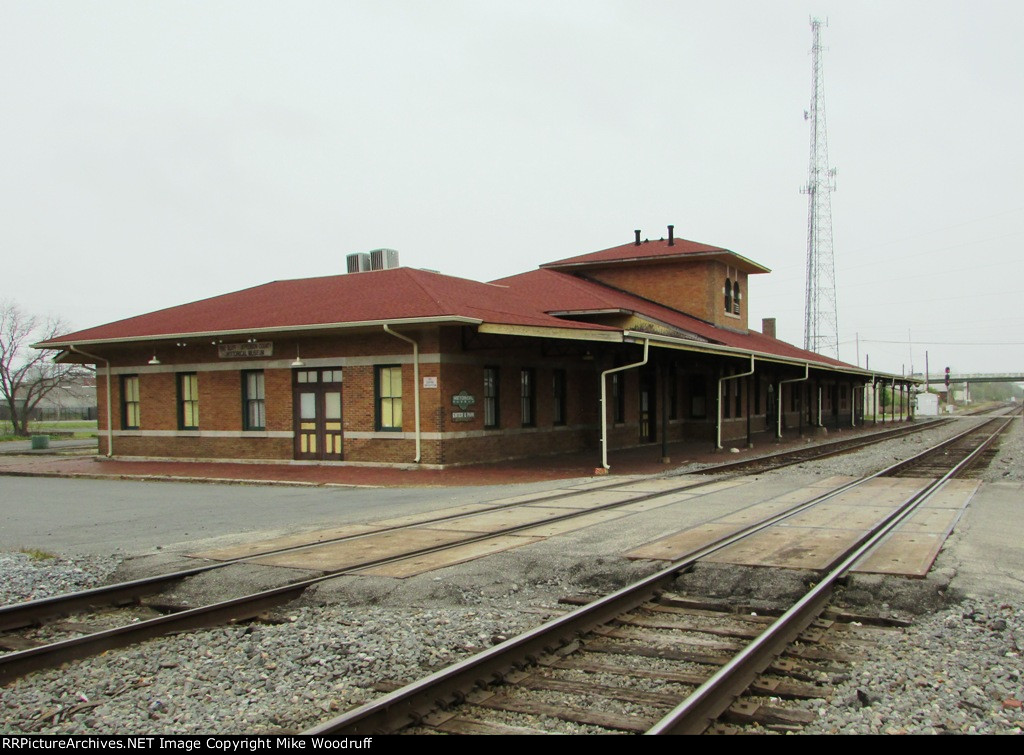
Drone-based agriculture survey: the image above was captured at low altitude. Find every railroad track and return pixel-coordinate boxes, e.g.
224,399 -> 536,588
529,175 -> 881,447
885,405 -> 1020,478
696,416 -> 947,475
0,415 -> 952,632
0,412 -> 1000,690
303,409 -> 1018,735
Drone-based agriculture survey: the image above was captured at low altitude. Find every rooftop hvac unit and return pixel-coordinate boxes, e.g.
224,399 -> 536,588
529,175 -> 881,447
369,248 -> 399,270
346,252 -> 371,273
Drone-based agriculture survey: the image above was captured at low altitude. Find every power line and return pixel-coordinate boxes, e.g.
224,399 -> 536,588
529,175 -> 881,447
841,339 -> 1024,346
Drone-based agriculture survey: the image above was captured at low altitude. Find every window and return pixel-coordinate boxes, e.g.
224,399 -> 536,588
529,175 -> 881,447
242,371 -> 266,430
724,277 -> 733,313
484,366 -> 500,428
376,366 -> 403,431
733,280 -> 741,315
121,375 -> 140,429
735,379 -> 743,417
178,373 -> 199,430
520,368 -> 535,427
552,369 -> 567,426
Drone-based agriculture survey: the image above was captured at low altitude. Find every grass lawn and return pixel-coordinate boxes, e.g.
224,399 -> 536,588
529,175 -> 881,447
0,420 -> 98,442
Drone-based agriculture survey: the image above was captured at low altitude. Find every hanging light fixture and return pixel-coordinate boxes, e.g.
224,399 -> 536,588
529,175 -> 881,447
291,344 -> 304,368
148,352 -> 161,365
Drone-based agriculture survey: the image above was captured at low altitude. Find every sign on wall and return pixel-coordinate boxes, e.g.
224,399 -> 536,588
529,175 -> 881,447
451,390 -> 476,422
218,342 -> 273,359
452,390 -> 476,409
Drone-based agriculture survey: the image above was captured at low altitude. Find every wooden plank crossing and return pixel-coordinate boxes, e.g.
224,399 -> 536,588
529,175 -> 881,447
624,476 -> 981,577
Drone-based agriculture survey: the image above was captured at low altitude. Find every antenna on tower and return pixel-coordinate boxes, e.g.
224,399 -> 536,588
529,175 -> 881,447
801,17 -> 839,359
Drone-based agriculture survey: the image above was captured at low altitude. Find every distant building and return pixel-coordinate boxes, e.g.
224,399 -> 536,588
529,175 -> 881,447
1,372 -> 96,422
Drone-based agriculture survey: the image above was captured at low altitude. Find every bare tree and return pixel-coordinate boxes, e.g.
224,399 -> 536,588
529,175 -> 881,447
0,301 -> 85,436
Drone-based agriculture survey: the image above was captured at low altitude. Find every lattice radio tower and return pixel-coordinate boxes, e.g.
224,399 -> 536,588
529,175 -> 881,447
801,18 -> 839,359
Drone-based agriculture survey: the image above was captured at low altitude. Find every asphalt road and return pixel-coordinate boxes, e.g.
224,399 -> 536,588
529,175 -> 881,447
0,475 -> 575,556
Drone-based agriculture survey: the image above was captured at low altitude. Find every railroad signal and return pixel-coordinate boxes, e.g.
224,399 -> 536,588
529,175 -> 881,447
945,367 -> 950,388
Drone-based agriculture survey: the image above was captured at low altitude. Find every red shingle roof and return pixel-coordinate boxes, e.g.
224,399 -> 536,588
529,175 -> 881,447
37,240 -> 850,372
542,237 -> 771,275
39,268 -> 615,346
494,268 -> 851,368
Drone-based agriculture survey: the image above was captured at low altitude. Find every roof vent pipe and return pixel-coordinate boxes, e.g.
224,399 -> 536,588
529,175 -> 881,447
668,225 -> 674,246
634,230 -> 641,246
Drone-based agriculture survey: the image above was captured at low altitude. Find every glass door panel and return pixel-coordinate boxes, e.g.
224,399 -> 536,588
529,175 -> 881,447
293,369 -> 343,460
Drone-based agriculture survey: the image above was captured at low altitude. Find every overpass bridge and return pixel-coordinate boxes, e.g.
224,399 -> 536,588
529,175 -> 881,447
919,372 -> 1024,386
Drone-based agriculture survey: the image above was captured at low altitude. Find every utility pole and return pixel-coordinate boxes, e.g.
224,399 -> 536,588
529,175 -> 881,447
802,17 -> 839,359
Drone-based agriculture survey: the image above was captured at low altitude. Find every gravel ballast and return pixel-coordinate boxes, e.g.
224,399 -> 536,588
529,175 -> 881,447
2,414 -> 1021,735
802,601 -> 1023,735
2,550 -> 1022,735
0,551 -> 122,605
0,586 -> 545,734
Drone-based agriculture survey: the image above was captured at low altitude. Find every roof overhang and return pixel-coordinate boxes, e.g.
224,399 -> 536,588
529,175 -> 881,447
543,250 -> 771,275
622,330 -> 916,382
477,324 -> 623,342
33,316 -> 485,350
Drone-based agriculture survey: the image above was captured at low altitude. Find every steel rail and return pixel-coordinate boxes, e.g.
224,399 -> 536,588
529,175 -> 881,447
301,416 -> 1004,735
646,411 -> 1018,734
0,471 -> 744,636
1,413 -> 992,688
304,413 -> 1014,735
0,414 -> 951,633
882,407 -> 1020,478
0,472 -> 824,684
0,473 -> 705,632
697,416 -> 949,474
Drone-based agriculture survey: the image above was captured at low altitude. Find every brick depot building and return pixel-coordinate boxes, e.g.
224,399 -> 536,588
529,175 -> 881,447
37,230 -> 912,468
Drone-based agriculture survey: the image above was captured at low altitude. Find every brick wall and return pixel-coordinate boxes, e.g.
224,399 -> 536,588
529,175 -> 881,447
89,326 -> 793,465
582,261 -> 750,332
113,436 -> 292,460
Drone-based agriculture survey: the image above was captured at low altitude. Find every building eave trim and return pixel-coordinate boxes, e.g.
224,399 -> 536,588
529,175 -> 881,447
542,250 -> 772,275
477,324 -> 624,342
33,316 -> 484,350
623,330 -> 908,381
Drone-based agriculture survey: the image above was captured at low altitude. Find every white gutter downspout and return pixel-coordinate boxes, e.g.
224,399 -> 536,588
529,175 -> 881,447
817,385 -> 824,427
382,325 -> 421,464
716,354 -> 755,450
69,345 -> 112,458
600,339 -> 649,471
777,363 -> 810,439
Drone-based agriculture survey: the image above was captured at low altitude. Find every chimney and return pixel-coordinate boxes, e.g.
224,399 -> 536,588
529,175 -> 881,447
667,225 -> 674,246
634,229 -> 641,246
762,318 -> 777,339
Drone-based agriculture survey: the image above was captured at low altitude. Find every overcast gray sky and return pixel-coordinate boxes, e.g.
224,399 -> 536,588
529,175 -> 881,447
3,1 -> 1022,377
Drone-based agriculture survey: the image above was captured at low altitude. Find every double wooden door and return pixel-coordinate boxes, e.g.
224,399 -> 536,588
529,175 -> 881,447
293,368 -> 343,460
